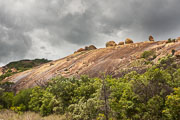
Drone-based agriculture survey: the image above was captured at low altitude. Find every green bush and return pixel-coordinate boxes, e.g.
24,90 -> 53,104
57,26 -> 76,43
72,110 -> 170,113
0,92 -> 14,109
13,89 -> 32,111
141,50 -> 155,59
28,87 -> 45,112
167,38 -> 176,43
167,38 -> 172,43
163,88 -> 180,120
0,72 -> 14,81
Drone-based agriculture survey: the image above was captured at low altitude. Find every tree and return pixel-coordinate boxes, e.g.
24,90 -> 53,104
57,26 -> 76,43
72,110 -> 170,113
0,92 -> 14,109
163,88 -> 180,120
28,87 -> 45,112
13,88 -> 32,111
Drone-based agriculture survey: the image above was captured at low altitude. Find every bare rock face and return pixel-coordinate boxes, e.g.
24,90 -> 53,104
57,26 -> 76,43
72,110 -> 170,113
85,45 -> 97,50
106,41 -> 117,47
118,42 -> 124,45
4,40 -> 180,91
125,38 -> 133,44
0,67 -> 3,76
175,51 -> 180,57
149,35 -> 154,41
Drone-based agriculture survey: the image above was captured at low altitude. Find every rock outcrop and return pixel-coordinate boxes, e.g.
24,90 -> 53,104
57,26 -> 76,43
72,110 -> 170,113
149,35 -> 154,41
85,45 -> 97,50
75,45 -> 97,53
76,48 -> 85,52
118,42 -> 124,45
125,38 -> 133,44
106,41 -> 117,47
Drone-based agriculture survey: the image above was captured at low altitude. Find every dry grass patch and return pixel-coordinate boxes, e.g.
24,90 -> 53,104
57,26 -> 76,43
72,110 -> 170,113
0,110 -> 66,120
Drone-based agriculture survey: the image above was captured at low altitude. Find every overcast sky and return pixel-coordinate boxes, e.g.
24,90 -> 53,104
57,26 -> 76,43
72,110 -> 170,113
0,0 -> 180,66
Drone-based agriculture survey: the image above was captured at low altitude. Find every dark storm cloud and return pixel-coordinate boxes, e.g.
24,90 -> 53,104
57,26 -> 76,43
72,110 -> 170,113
0,3 -> 32,64
0,25 -> 32,63
0,0 -> 180,65
97,0 -> 180,40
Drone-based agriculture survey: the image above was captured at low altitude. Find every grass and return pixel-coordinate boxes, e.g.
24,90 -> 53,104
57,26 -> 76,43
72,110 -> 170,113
0,110 -> 66,120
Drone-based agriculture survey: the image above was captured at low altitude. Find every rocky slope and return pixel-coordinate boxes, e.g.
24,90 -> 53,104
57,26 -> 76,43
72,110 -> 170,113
2,39 -> 180,91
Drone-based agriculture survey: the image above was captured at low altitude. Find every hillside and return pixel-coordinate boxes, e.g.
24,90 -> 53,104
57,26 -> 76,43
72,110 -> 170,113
2,39 -> 180,91
0,59 -> 51,81
0,39 -> 180,120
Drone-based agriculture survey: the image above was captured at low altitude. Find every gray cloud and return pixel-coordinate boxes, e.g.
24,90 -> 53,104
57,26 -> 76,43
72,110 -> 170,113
0,0 -> 180,65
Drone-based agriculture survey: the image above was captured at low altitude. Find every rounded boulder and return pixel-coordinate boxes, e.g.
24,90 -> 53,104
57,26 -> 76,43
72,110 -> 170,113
125,38 -> 133,44
149,35 -> 154,41
118,42 -> 124,45
106,41 -> 117,47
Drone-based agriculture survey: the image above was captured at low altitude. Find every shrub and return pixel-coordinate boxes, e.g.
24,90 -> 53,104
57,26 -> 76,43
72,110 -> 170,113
141,50 -> 155,59
167,38 -> 176,43
163,88 -> 180,120
158,55 -> 175,66
0,92 -> 14,109
172,49 -> 176,56
167,38 -> 172,43
28,87 -> 45,112
13,89 -> 32,111
172,39 -> 176,42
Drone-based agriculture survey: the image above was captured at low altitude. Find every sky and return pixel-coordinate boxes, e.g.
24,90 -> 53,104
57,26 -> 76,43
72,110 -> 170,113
0,0 -> 180,66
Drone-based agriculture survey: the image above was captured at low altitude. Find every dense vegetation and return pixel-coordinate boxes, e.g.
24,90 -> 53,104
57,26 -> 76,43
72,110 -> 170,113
6,59 -> 51,71
0,58 -> 51,81
0,55 -> 180,120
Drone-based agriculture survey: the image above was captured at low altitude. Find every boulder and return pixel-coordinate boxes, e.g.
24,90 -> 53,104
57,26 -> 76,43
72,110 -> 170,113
149,35 -> 154,41
85,45 -> 97,50
125,38 -> 133,44
118,42 -> 124,45
89,45 -> 97,50
76,48 -> 85,52
106,41 -> 117,47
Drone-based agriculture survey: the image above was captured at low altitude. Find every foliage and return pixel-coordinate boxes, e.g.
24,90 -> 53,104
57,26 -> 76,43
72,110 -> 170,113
167,38 -> 176,43
0,71 -> 14,81
141,50 -> 156,60
28,87 -> 45,112
6,58 -> 51,71
0,82 -> 14,92
13,89 -> 32,111
163,88 -> 180,120
68,97 -> 100,120
0,92 -> 14,109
